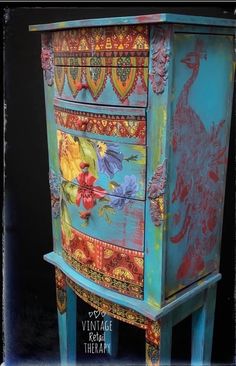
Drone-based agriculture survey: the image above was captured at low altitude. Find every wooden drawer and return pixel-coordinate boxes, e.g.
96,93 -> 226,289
61,179 -> 145,252
57,129 -> 146,200
54,98 -> 146,145
54,65 -> 148,107
61,221 -> 144,299
52,25 -> 149,67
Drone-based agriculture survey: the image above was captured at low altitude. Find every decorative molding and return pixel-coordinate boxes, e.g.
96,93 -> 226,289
41,33 -> 54,86
150,26 -> 170,94
148,160 -> 167,226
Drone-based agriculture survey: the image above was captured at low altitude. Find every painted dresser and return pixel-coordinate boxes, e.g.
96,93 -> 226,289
29,13 -> 235,365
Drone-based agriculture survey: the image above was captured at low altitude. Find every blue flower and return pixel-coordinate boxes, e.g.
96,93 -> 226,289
110,176 -> 138,210
96,141 -> 123,178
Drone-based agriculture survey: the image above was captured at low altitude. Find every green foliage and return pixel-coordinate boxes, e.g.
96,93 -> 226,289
98,205 -> 115,224
79,138 -> 98,178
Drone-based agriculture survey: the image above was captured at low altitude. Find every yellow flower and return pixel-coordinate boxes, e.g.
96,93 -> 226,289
57,131 -> 81,181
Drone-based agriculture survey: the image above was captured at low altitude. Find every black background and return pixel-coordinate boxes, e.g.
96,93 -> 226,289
3,4 -> 235,365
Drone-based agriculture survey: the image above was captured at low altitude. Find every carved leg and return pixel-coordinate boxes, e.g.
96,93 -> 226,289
146,315 -> 172,366
104,314 -> 119,357
55,268 -> 77,365
191,284 -> 217,366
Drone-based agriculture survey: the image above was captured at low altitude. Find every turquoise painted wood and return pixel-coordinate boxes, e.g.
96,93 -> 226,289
30,13 -> 235,366
191,285 -> 217,366
61,190 -> 145,251
42,34 -> 62,255
104,315 -> 119,357
58,285 -> 77,365
29,13 -> 236,31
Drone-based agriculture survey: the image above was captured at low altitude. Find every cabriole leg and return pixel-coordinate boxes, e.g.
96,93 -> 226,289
146,314 -> 172,366
55,268 -> 77,365
191,284 -> 217,366
104,314 -> 119,357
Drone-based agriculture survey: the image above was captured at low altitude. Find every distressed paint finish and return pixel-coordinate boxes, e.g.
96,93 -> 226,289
57,130 -> 146,200
165,33 -> 234,297
55,268 -> 77,365
41,33 -> 62,254
54,65 -> 148,107
144,24 -> 174,308
29,13 -> 236,32
61,182 -> 145,251
31,14 -> 235,366
61,221 -> 144,298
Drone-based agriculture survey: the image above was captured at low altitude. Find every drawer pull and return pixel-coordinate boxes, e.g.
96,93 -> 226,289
76,82 -> 89,91
79,211 -> 91,220
80,162 -> 90,169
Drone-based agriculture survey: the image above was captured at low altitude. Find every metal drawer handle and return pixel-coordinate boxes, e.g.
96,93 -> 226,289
76,82 -> 89,91
79,211 -> 91,220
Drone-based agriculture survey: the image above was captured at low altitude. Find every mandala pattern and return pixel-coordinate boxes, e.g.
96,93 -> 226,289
54,106 -> 146,144
55,268 -> 67,314
61,223 -> 144,299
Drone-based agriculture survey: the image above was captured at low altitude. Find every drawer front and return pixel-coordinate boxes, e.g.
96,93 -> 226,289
54,65 -> 148,107
57,130 -> 146,200
54,99 -> 146,145
52,25 -> 149,66
61,180 -> 145,251
61,221 -> 144,299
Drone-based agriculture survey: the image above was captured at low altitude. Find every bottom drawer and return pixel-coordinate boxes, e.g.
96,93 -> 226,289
61,221 -> 144,299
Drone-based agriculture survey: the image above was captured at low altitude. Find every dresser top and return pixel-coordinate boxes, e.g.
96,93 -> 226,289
29,12 -> 236,31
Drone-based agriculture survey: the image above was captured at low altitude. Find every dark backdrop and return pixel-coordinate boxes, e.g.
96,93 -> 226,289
4,5 -> 235,365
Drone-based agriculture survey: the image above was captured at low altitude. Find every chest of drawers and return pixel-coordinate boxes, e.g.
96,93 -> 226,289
30,13 -> 235,365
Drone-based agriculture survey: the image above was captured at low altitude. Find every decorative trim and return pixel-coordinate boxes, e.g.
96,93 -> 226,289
52,25 -> 149,54
146,320 -> 161,366
54,66 -> 148,103
41,33 -> 54,86
148,160 -> 167,226
66,277 -> 147,329
62,224 -> 144,299
54,106 -> 146,143
55,268 -> 67,314
150,26 -> 170,94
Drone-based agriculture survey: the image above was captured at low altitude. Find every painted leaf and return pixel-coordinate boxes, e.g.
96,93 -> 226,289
61,181 -> 78,204
79,138 -> 98,178
148,159 -> 167,199
61,200 -> 72,240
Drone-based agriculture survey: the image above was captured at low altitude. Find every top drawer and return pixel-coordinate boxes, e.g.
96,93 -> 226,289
52,25 -> 149,107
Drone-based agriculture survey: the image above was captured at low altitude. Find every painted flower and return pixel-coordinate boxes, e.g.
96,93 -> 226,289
58,131 -> 81,181
96,141 -> 123,178
110,175 -> 138,210
76,171 -> 106,210
49,169 -> 60,218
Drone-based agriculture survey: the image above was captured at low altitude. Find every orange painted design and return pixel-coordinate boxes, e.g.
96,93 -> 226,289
146,319 -> 161,346
54,106 -> 146,144
61,222 -> 144,297
52,25 -> 149,55
55,268 -> 67,314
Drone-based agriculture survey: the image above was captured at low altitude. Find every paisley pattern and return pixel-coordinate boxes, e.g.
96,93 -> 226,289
61,222 -> 144,299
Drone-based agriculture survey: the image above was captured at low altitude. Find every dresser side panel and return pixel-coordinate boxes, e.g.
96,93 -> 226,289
165,32 -> 235,298
144,24 -> 174,308
41,32 -> 62,254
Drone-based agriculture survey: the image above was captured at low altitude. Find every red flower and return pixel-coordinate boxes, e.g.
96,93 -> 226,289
76,171 -> 106,210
